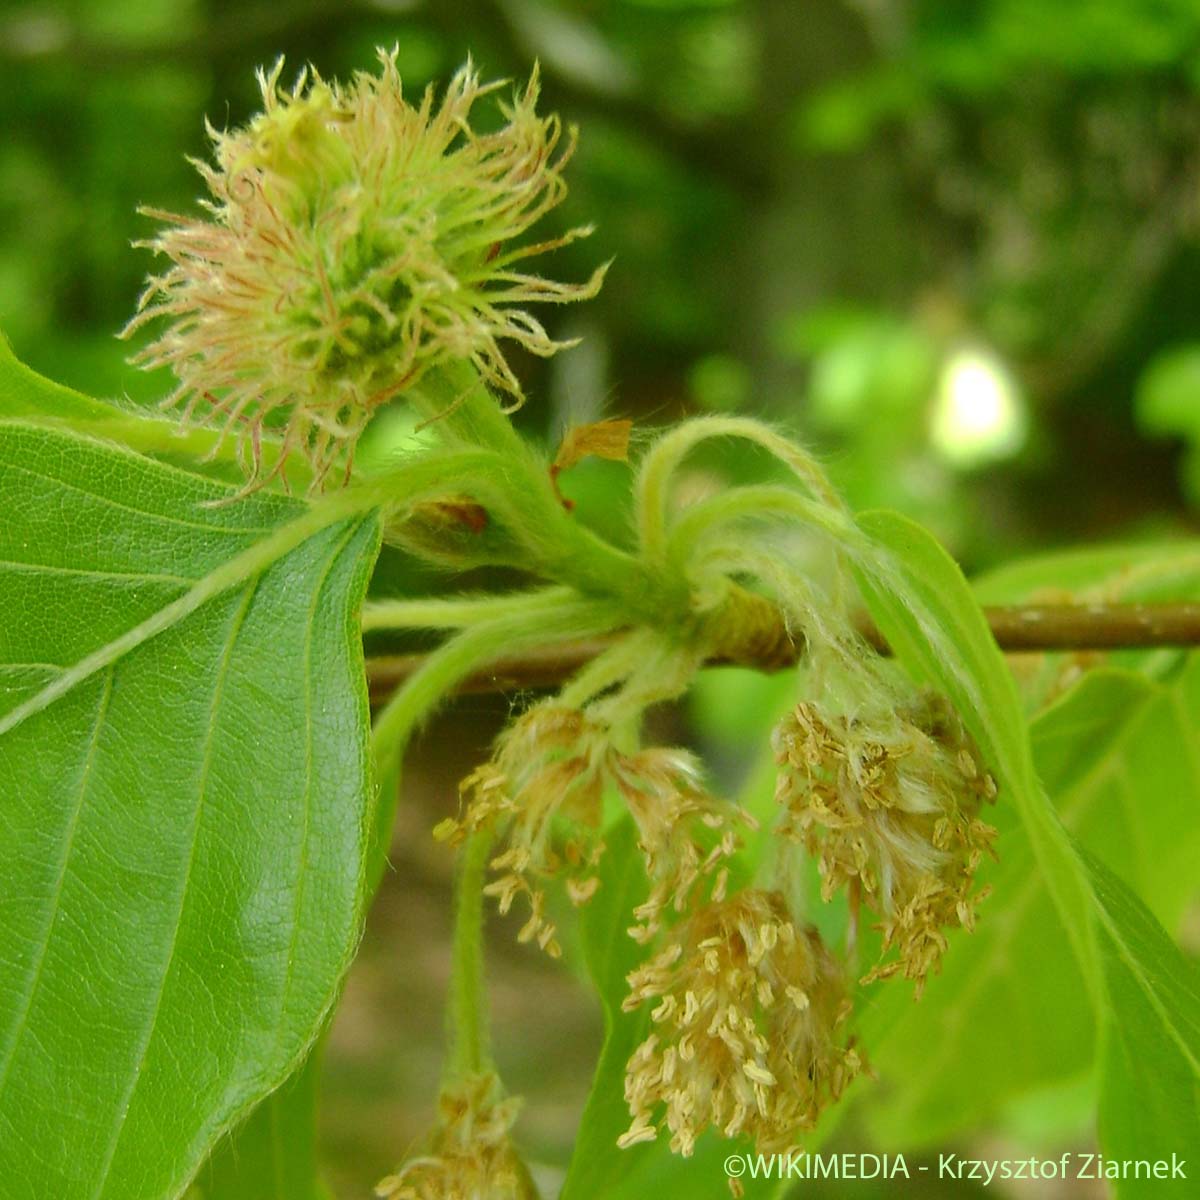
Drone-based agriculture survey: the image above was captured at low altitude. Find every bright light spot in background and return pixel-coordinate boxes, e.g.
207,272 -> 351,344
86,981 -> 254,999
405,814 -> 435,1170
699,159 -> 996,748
930,347 -> 1027,468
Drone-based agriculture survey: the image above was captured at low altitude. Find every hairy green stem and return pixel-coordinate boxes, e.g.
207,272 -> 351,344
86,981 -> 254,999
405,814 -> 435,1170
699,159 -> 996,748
363,586 -> 576,633
692,540 -> 855,654
588,636 -> 706,732
666,483 -> 864,570
413,362 -> 679,622
370,594 -> 622,795
634,416 -> 848,571
556,628 -> 657,709
447,830 -> 494,1080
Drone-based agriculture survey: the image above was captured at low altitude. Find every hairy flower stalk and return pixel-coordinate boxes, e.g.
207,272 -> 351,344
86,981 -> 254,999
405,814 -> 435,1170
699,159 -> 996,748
375,1073 -> 537,1200
772,673 -> 998,995
620,889 -> 861,1157
124,49 -> 605,488
435,703 -> 750,957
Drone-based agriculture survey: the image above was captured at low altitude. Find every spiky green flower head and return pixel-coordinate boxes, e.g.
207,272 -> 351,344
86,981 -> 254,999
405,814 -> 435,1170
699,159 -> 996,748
124,49 -> 606,488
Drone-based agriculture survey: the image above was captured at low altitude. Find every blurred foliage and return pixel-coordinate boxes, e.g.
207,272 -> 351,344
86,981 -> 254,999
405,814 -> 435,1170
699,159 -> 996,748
1136,342 -> 1200,502
5,0 -> 1200,1193
4,0 -> 1200,571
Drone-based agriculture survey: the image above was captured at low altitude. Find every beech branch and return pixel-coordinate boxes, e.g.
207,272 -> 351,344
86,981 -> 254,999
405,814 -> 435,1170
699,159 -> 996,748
365,601 -> 1200,703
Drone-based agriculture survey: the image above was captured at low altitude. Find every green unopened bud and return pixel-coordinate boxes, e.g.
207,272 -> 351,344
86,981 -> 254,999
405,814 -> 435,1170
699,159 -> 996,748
229,64 -> 355,214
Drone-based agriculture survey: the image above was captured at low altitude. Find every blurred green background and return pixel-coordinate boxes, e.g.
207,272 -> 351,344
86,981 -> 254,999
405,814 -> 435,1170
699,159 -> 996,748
8,0 -> 1200,566
4,1 -> 1199,1195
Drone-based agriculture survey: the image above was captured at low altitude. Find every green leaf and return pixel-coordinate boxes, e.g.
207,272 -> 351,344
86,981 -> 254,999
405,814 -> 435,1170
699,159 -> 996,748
852,511 -> 1200,1161
1062,662 -> 1200,928
973,540 -> 1200,605
0,420 -> 381,1199
0,330 -> 297,485
192,1046 -> 329,1200
1136,343 -> 1200,437
0,329 -> 128,422
1087,850 -> 1200,1198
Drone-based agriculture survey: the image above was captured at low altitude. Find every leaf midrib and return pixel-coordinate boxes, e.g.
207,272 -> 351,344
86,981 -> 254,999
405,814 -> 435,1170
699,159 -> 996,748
0,559 -> 194,586
0,484 -> 378,743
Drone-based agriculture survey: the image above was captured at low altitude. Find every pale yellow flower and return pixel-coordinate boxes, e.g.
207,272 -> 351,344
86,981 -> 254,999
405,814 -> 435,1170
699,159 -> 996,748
772,685 -> 997,995
620,889 -> 861,1156
375,1074 -> 534,1200
436,704 -> 749,957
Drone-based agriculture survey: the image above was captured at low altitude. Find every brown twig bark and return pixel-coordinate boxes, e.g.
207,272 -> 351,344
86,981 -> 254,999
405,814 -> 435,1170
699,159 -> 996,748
365,601 -> 1200,704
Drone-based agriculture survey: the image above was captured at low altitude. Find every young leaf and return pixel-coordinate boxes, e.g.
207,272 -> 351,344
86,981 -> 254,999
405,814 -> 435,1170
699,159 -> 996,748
1087,850 -> 1200,1196
852,512 -> 1200,1163
0,420 -> 380,1199
191,1045 -> 330,1200
0,330 -> 285,483
0,329 -> 127,422
973,540 -> 1200,605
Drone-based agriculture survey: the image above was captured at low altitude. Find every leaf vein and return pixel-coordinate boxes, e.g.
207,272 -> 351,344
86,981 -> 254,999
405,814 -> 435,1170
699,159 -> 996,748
89,582 -> 258,1199
0,667 -> 114,1102
0,558 -> 194,586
